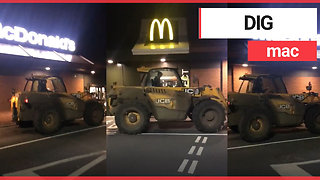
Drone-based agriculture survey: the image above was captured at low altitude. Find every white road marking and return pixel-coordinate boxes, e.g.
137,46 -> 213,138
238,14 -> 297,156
4,151 -> 106,176
188,160 -> 198,174
195,136 -> 202,143
106,120 -> 113,124
271,164 -> 311,176
177,159 -> 189,173
0,125 -> 106,151
69,154 -> 106,176
228,136 -> 320,150
140,133 -> 227,136
202,137 -> 208,144
196,147 -> 204,156
270,158 -> 320,176
107,124 -> 118,129
188,146 -> 196,155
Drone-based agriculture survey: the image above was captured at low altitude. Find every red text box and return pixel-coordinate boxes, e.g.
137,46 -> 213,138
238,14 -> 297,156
248,41 -> 317,61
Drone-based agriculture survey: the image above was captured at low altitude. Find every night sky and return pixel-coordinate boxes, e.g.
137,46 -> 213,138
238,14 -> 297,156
0,3 -> 108,65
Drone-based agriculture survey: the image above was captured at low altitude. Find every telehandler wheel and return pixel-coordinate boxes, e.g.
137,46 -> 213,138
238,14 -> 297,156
229,125 -> 239,133
239,111 -> 271,142
187,112 -> 193,120
34,109 -> 62,134
192,100 -> 225,133
305,107 -> 320,134
16,121 -> 33,128
84,102 -> 104,126
115,103 -> 149,134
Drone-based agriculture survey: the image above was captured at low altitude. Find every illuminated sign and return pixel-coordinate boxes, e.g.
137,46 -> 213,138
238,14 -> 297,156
149,18 -> 174,42
0,22 -> 76,52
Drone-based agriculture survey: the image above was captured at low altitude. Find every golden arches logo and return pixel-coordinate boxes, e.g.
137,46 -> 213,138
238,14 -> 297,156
149,18 -> 174,42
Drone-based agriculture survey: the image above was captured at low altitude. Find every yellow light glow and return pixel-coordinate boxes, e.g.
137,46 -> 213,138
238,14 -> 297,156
169,43 -> 175,49
150,18 -> 174,42
160,45 -> 165,49
150,44 -> 156,49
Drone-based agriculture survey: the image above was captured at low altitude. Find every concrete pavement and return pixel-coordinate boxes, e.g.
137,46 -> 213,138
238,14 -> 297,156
106,116 -> 227,176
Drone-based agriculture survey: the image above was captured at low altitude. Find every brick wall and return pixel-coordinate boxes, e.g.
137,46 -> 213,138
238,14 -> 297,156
283,76 -> 320,94
0,75 -> 26,112
190,67 -> 220,88
230,65 -> 252,93
60,73 -> 84,93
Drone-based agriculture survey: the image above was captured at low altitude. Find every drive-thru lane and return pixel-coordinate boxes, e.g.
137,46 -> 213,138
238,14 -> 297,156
0,119 -> 107,176
228,125 -> 320,176
106,117 -> 227,176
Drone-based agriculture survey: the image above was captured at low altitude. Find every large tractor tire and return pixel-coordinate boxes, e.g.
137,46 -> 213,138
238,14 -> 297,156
192,100 -> 225,133
84,101 -> 104,126
34,109 -> 62,134
239,111 -> 271,142
16,121 -> 33,128
305,106 -> 320,134
229,125 -> 239,133
115,103 -> 149,134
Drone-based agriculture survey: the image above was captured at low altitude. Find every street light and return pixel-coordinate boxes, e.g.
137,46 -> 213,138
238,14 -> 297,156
312,66 -> 317,70
160,58 -> 166,62
117,63 -> 122,67
91,70 -> 96,74
45,67 -> 50,71
242,64 -> 249,67
107,59 -> 114,64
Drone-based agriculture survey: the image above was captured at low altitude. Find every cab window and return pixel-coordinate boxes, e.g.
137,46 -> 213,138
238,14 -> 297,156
260,77 -> 277,93
24,80 -> 33,92
239,80 -> 254,93
48,77 -> 67,93
146,69 -> 182,87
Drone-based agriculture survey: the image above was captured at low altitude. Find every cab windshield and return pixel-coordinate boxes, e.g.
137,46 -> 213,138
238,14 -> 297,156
239,77 -> 287,94
24,77 -> 67,93
145,69 -> 183,87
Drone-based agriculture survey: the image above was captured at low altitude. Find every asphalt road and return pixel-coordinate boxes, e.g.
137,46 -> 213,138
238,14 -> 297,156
106,117 -> 227,176
228,125 -> 320,176
0,119 -> 107,176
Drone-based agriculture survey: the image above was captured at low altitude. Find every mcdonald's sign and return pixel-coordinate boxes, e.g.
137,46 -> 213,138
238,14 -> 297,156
149,18 -> 174,42
132,17 -> 189,55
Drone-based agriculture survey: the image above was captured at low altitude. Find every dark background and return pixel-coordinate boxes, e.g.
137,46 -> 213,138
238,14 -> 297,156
0,3 -> 108,66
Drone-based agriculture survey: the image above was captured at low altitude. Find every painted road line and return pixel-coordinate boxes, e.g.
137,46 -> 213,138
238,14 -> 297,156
188,160 -> 198,174
140,133 -> 227,136
108,124 -> 118,129
4,151 -> 106,176
0,125 -> 106,151
177,159 -> 189,173
69,154 -> 106,176
188,146 -> 196,155
106,131 -> 116,135
271,164 -> 311,176
202,137 -> 208,144
106,120 -> 113,124
196,147 -> 204,156
195,136 -> 201,143
271,158 -> 320,176
228,136 -> 320,150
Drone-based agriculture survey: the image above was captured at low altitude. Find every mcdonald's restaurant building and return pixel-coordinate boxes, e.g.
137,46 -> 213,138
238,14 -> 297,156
0,20 -> 104,118
106,17 -> 228,98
